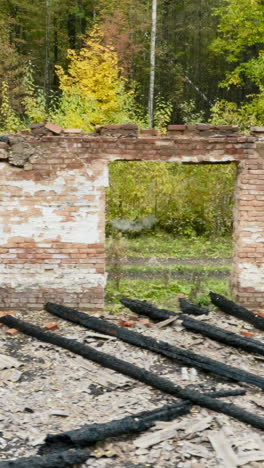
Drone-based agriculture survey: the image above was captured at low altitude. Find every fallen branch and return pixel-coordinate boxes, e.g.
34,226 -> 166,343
1,315 -> 264,431
46,302 -> 264,390
210,292 -> 264,332
179,298 -> 209,316
0,449 -> 91,468
182,316 -> 264,356
39,401 -> 192,454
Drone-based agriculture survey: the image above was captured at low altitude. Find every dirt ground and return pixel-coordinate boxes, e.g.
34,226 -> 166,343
1,302 -> 264,467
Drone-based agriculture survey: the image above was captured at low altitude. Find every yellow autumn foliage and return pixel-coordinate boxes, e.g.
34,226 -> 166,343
54,26 -> 136,130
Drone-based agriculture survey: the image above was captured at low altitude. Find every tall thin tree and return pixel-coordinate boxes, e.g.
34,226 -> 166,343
148,0 -> 157,127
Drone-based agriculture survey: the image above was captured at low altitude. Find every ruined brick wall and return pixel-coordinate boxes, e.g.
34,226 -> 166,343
0,123 -> 263,311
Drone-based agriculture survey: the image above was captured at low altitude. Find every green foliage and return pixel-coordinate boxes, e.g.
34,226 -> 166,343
22,64 -> 48,123
107,233 -> 233,259
180,100 -> 205,124
105,277 -> 231,311
107,162 -> 236,237
210,95 -> 264,129
154,96 -> 173,132
210,0 -> 264,127
0,18 -> 26,114
0,82 -> 24,133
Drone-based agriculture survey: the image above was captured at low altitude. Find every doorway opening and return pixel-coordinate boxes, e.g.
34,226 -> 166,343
105,161 -> 237,313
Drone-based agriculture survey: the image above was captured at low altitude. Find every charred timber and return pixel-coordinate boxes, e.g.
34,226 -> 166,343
182,316 -> 264,356
2,315 -> 264,431
179,298 -> 209,316
46,302 -> 264,390
0,449 -> 91,468
121,297 -> 208,321
121,297 -> 179,320
39,401 -> 192,454
210,292 -> 264,331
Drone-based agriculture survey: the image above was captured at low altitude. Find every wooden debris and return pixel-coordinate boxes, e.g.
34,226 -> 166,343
210,291 -> 264,331
45,302 -> 264,391
3,314 -> 264,432
0,354 -> 22,370
155,316 -> 178,328
208,430 -> 238,467
182,315 -> 264,356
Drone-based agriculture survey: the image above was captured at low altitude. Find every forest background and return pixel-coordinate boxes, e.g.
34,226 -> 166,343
0,0 -> 263,243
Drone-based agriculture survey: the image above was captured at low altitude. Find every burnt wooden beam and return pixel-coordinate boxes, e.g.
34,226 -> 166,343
179,298 -> 209,316
121,297 -> 179,320
39,401 -> 192,454
182,316 -> 264,356
45,302 -> 264,390
1,314 -> 264,431
210,292 -> 264,331
0,449 -> 91,468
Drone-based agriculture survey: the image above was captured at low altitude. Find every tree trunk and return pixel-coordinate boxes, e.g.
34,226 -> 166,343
148,0 -> 158,127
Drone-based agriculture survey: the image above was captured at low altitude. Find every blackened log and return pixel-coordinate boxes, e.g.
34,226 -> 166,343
1,315 -> 264,431
121,297 -> 179,320
39,401 -> 192,454
179,298 -> 209,316
45,302 -> 264,390
182,316 -> 264,356
0,449 -> 91,468
210,292 -> 264,331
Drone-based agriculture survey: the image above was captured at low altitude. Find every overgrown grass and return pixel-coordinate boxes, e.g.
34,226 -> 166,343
106,234 -> 233,259
105,233 -> 233,314
105,277 -> 232,314
107,264 -> 231,274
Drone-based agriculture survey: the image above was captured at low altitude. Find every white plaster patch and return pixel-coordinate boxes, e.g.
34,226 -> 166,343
239,262 -> 264,291
0,266 -> 106,291
241,232 -> 264,244
0,169 -> 103,243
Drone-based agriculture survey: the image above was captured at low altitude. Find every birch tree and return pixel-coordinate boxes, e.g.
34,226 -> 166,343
148,0 -> 157,126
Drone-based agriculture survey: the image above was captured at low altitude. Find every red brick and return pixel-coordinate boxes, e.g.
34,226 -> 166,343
119,318 -> 136,328
44,322 -> 59,330
6,328 -> 20,335
45,122 -> 63,134
0,311 -> 16,317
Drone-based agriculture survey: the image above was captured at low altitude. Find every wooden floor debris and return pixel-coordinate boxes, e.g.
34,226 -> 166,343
0,295 -> 264,467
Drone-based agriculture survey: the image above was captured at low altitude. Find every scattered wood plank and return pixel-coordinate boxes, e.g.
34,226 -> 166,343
0,354 -> 22,370
2,314 -> 264,431
208,430 -> 238,467
210,292 -> 264,331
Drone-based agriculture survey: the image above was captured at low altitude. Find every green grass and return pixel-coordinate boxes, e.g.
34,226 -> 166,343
107,234 -> 233,259
107,264 -> 231,274
105,233 -> 233,314
105,277 -> 232,313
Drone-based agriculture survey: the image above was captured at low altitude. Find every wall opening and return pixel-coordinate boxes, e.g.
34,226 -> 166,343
105,160 -> 237,312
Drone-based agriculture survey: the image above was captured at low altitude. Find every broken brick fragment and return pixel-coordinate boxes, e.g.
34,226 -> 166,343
255,310 -> 264,318
0,311 -> 16,317
139,318 -> 152,327
6,328 -> 20,335
44,322 -> 59,330
240,331 -> 256,338
45,122 -> 63,135
128,314 -> 138,321
118,318 -> 136,328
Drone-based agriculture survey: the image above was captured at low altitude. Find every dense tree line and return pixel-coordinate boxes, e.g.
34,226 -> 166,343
0,0 -> 262,236
0,0 -> 263,127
